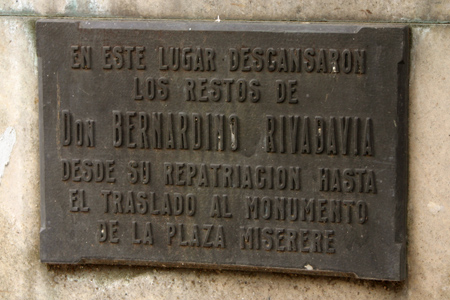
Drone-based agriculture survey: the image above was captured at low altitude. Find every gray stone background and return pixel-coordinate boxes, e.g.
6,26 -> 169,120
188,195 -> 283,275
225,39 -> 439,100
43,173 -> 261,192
0,0 -> 449,299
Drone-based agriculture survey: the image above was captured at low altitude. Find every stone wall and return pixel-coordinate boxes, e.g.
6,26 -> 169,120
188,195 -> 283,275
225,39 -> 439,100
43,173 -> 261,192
0,1 -> 449,299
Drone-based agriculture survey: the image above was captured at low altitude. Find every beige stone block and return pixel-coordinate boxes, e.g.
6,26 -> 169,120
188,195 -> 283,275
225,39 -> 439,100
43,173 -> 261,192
1,0 -> 450,23
0,17 -> 44,298
407,25 -> 450,299
0,17 -> 450,299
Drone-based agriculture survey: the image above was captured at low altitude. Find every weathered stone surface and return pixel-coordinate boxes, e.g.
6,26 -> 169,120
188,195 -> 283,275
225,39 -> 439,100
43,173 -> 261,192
407,25 -> 450,299
1,0 -> 450,23
0,16 -> 449,300
0,17 -> 43,298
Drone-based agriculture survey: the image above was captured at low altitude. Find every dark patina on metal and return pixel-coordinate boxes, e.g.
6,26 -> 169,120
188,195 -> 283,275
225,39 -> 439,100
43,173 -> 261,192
37,20 -> 409,281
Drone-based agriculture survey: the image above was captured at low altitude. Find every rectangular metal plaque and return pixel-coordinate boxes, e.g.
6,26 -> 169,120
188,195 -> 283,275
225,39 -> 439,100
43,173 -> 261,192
37,20 -> 409,280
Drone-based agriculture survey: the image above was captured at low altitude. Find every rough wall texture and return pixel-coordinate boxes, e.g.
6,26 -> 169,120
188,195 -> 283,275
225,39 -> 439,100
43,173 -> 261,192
1,0 -> 450,22
0,1 -> 449,299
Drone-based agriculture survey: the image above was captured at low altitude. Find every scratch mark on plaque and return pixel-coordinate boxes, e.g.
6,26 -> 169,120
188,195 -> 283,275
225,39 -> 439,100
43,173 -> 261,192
0,127 -> 16,184
304,264 -> 313,270
80,88 -> 90,96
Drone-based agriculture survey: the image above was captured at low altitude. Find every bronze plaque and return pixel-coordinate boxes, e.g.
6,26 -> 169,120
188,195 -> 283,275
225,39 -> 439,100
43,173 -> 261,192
37,20 -> 409,280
